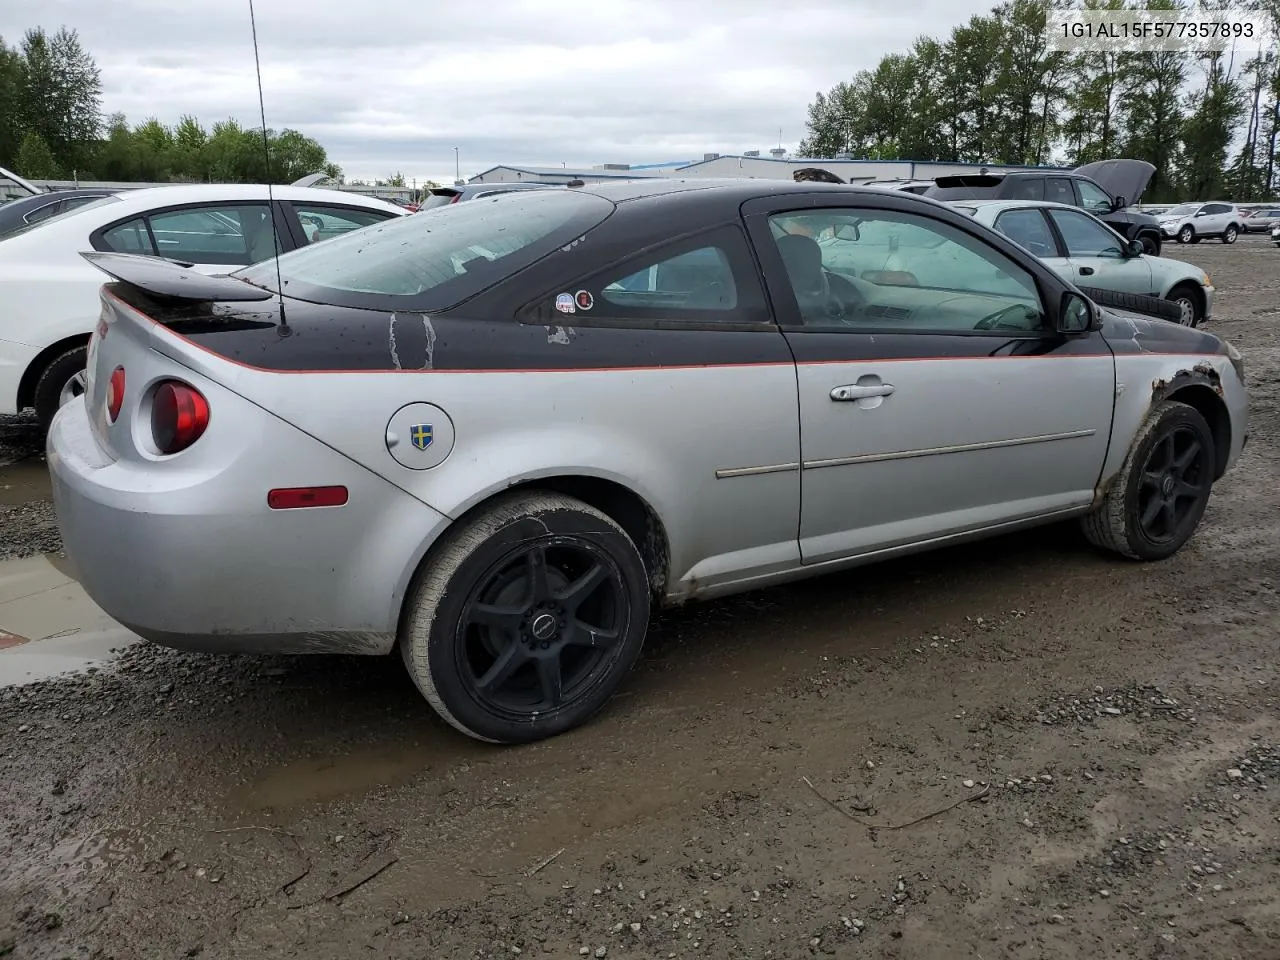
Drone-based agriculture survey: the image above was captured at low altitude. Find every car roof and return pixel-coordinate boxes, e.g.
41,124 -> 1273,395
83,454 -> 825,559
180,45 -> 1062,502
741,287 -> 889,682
0,184 -> 407,258
952,198 -> 1085,215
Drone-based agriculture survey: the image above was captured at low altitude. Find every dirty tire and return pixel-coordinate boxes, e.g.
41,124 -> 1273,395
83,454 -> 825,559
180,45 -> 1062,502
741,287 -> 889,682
1166,282 -> 1204,327
1223,225 -> 1238,244
1177,225 -> 1194,244
1079,285 -> 1182,323
33,345 -> 89,433
1080,400 -> 1216,562
400,491 -> 651,744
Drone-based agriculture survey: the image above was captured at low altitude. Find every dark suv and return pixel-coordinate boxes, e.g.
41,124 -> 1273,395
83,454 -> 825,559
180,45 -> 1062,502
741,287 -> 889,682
925,160 -> 1162,256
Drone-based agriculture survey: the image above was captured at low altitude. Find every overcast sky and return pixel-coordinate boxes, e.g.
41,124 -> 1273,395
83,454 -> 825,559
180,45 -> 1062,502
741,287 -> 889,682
2,0 -> 994,185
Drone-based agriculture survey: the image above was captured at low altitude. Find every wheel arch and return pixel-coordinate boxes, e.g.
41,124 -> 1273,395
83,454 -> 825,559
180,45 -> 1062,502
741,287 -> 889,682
394,473 -> 673,644
16,333 -> 91,412
1157,378 -> 1231,480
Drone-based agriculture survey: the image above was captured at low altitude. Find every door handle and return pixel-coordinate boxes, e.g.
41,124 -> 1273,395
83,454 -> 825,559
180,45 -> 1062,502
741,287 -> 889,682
1078,266 -> 1095,276
831,383 -> 895,401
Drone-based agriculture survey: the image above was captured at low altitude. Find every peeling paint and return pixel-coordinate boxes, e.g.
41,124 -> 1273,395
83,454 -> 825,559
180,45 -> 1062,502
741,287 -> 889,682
422,315 -> 437,369
546,325 -> 576,345
388,313 -> 401,369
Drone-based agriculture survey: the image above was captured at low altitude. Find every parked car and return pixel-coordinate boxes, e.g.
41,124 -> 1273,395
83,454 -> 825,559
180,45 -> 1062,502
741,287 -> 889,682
0,184 -> 406,429
862,179 -> 936,194
418,181 -> 565,210
923,160 -> 1164,255
957,199 -> 1214,327
0,188 -> 117,238
1272,220 -> 1280,247
1242,206 -> 1280,233
49,179 -> 1247,744
1156,201 -> 1244,245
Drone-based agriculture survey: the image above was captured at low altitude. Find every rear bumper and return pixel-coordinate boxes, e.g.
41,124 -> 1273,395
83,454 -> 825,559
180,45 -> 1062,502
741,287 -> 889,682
47,396 -> 452,655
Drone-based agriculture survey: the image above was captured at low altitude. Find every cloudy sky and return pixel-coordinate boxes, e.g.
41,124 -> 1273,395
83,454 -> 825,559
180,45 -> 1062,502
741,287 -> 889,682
3,0 -> 994,185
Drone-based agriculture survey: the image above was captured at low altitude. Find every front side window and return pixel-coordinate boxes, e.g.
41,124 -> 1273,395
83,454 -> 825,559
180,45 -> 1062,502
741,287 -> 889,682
1047,209 -> 1124,258
767,207 -> 1045,334
238,188 -> 614,313
293,204 -> 395,245
993,208 -> 1058,258
1077,179 -> 1114,213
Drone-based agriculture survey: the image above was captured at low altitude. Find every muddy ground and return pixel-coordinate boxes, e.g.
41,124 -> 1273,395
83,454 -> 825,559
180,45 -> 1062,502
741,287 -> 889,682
1,238 -> 1278,960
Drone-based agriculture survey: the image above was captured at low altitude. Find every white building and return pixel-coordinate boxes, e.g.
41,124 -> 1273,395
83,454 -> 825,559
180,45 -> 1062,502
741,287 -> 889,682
469,152 -> 1065,186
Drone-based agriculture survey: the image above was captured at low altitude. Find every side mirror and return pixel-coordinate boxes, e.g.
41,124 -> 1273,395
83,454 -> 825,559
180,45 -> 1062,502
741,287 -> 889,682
1127,239 -> 1144,257
834,223 -> 860,241
1112,195 -> 1126,210
1058,290 -> 1096,334
1195,210 -> 1207,218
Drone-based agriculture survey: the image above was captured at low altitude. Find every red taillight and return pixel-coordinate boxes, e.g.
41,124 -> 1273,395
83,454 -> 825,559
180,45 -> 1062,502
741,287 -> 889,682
450,194 -> 461,204
106,367 -> 126,422
151,381 -> 209,454
267,486 -> 349,510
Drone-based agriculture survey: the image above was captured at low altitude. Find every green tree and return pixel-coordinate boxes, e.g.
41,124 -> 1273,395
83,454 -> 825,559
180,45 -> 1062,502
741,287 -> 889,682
1180,48 -> 1246,198
1061,0 -> 1134,165
18,27 -> 101,173
1118,0 -> 1189,201
15,130 -> 58,178
988,0 -> 1069,164
0,37 -> 22,169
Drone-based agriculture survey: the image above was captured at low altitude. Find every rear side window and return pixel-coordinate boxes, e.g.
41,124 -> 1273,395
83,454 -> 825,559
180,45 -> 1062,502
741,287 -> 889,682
238,188 -> 615,313
1045,178 -> 1075,205
993,208 -> 1057,258
101,217 -> 152,253
1004,178 -> 1044,201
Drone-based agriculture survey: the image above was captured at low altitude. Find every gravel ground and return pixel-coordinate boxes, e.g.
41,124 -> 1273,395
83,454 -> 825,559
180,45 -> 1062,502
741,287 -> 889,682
1,239 -> 1278,960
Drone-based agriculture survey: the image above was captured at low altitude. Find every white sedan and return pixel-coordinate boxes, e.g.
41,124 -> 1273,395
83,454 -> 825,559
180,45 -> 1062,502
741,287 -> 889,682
0,184 -> 406,429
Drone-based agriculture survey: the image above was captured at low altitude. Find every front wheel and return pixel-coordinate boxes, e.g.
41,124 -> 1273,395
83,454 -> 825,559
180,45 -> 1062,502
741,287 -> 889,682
1139,234 -> 1161,256
1166,283 -> 1203,328
1080,400 -> 1216,562
400,491 -> 651,744
1177,225 -> 1194,244
33,345 -> 89,433
1223,225 -> 1238,244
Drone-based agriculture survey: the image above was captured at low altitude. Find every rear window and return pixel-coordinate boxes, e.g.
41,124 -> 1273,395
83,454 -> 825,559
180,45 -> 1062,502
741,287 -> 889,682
417,189 -> 460,211
236,189 -> 615,312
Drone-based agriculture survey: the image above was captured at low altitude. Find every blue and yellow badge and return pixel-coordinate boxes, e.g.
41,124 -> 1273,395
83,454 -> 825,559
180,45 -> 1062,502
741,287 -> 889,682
410,423 -> 434,450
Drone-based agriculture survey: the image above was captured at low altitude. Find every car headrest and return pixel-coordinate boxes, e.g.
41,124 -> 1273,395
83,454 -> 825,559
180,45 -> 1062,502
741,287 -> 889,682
775,232 -> 826,298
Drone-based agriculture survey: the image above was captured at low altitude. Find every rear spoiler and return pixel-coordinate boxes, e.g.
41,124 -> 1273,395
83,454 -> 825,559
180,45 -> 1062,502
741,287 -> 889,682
932,175 -> 1003,188
82,251 -> 274,303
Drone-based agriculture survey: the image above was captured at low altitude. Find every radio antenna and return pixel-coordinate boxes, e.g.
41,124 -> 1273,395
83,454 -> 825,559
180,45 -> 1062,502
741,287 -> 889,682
248,0 -> 288,329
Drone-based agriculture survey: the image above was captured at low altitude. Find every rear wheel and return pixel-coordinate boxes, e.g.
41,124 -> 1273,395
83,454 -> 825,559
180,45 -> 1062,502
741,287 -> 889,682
1166,282 -> 1203,327
400,491 -> 651,744
1223,224 -> 1239,244
32,345 -> 89,433
1080,400 -> 1215,561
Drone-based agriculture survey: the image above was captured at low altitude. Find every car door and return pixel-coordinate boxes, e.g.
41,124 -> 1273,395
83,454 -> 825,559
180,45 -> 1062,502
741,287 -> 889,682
1194,202 -> 1226,235
92,202 -> 285,274
742,194 -> 1115,564
1046,208 -> 1152,295
991,207 -> 1070,280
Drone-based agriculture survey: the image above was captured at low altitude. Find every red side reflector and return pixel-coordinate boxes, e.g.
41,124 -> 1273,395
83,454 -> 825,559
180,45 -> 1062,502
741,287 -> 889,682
267,486 -> 349,510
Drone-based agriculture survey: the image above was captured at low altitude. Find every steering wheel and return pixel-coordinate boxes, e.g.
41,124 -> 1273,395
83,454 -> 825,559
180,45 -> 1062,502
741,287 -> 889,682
823,270 -> 865,320
974,304 -> 1035,331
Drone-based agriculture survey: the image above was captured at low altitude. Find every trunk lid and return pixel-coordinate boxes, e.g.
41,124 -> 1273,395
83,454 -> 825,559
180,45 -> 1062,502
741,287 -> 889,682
81,252 -> 275,459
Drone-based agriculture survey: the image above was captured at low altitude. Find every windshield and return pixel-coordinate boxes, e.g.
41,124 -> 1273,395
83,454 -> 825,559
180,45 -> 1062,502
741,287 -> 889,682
237,188 -> 615,312
0,195 -> 121,241
1163,204 -> 1199,217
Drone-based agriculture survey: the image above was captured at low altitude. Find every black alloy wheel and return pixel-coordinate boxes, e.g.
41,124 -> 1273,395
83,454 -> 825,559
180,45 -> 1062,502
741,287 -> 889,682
457,538 -> 627,718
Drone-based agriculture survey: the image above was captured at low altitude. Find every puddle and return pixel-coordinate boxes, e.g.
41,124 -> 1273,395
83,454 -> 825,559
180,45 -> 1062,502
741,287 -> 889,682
230,740 -> 473,811
0,456 -> 51,506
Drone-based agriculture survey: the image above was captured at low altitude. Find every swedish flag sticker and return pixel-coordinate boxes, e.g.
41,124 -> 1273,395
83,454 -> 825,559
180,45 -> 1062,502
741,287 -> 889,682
410,423 -> 434,450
